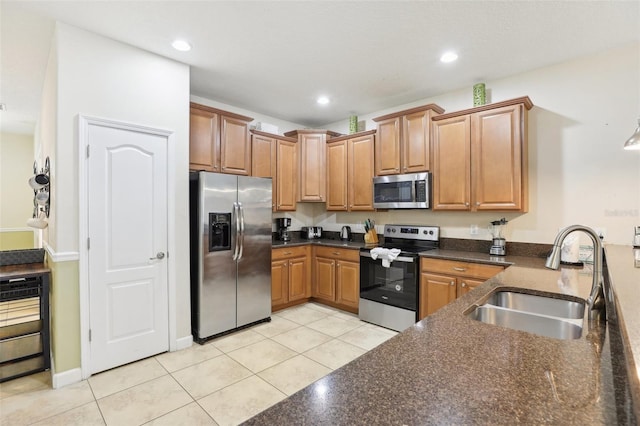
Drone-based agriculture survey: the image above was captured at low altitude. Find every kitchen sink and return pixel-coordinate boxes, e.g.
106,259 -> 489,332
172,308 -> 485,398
484,291 -> 585,319
467,290 -> 585,340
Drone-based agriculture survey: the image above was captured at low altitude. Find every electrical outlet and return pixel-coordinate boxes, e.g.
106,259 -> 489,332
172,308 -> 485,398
595,227 -> 607,241
470,224 -> 478,235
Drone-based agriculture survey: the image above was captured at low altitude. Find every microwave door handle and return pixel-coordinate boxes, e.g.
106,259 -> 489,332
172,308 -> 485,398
238,202 -> 245,260
413,180 -> 418,202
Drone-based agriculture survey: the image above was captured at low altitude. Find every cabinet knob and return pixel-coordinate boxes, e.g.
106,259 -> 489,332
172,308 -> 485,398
476,202 -> 480,206
450,281 -> 455,286
465,202 -> 469,207
453,267 -> 466,272
461,282 -> 467,288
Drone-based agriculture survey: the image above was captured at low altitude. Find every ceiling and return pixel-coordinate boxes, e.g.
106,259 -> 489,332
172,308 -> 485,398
1,1 -> 639,134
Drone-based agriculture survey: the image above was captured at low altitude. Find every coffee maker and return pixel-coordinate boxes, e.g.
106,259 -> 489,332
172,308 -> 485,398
276,218 -> 291,241
488,218 -> 508,256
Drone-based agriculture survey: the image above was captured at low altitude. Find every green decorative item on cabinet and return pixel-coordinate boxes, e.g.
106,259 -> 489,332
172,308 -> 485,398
473,83 -> 486,106
349,115 -> 358,134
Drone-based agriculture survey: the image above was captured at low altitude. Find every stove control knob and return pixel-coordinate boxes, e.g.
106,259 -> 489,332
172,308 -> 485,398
429,230 -> 434,235
392,229 -> 396,233
423,230 -> 428,234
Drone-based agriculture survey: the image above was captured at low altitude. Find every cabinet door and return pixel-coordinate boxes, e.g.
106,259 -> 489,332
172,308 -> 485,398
375,117 -> 401,175
299,133 -> 326,202
252,135 -> 277,211
457,278 -> 484,297
336,260 -> 359,309
288,257 -> 309,302
271,260 -> 289,307
276,140 -> 297,211
471,104 -> 525,211
402,110 -> 431,173
220,115 -> 251,175
419,273 -> 457,319
432,115 -> 471,210
326,140 -> 348,211
313,257 -> 336,302
189,107 -> 219,172
348,134 -> 375,211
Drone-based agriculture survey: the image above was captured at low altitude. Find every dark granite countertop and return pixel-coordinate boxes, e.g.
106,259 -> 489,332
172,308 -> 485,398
245,244 -> 637,424
272,238 -> 372,250
419,247 -> 549,269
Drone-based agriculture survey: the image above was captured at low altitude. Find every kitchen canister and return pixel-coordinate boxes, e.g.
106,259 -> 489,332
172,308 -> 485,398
349,115 -> 358,134
473,83 -> 486,106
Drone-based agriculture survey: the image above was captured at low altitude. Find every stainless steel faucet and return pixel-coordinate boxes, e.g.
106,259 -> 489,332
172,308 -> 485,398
545,225 -> 605,321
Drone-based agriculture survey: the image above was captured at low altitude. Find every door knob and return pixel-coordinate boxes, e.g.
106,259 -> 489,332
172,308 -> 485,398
150,252 -> 165,260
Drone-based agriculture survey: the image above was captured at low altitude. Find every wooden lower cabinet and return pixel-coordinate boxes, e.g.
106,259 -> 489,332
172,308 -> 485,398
271,246 -> 311,311
312,246 -> 360,313
419,258 -> 504,320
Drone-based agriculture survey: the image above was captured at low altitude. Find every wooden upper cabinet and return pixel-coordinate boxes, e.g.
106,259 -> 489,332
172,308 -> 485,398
326,140 -> 348,211
348,133 -> 375,211
251,132 -> 277,211
285,130 -> 341,202
431,97 -> 532,212
432,115 -> 471,210
189,106 -> 219,172
326,131 -> 375,212
276,139 -> 298,211
373,104 -> 444,176
189,102 -> 253,175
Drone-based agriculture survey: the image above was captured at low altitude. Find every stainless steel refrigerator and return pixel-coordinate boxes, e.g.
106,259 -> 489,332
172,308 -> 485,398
189,172 -> 272,342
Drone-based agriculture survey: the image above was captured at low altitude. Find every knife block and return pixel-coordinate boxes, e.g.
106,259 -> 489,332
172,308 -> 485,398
364,229 -> 378,244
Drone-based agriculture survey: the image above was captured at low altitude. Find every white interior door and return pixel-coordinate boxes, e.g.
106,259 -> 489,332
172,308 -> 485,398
87,122 -> 169,374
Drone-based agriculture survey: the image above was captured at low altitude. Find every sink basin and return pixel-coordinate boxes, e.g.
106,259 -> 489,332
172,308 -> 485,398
468,305 -> 583,340
484,291 -> 585,319
466,290 -> 585,340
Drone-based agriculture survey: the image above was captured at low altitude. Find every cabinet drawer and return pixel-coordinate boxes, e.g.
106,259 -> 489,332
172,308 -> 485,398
314,246 -> 360,262
421,258 -> 504,280
272,245 -> 309,260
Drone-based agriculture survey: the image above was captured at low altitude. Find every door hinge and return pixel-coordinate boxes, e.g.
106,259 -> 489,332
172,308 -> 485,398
87,238 -> 90,250
89,329 -> 92,342
86,145 -> 90,158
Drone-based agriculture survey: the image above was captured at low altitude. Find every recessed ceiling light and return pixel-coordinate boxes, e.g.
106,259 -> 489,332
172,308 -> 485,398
440,51 -> 458,63
317,96 -> 330,105
172,40 -> 191,52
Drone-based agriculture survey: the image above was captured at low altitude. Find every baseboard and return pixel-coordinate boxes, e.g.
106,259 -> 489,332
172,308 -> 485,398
52,367 -> 82,389
175,334 -> 193,351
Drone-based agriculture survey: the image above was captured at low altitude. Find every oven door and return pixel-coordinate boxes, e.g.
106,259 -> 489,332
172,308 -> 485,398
359,251 -> 418,311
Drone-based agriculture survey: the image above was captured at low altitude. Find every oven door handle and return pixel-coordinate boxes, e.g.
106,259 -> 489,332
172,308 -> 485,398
359,252 -> 415,263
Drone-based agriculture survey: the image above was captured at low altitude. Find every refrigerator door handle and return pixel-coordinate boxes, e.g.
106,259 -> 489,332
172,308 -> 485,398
232,202 -> 240,260
238,202 -> 245,260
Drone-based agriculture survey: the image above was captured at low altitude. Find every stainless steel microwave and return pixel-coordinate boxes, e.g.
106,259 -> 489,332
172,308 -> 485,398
373,172 -> 431,209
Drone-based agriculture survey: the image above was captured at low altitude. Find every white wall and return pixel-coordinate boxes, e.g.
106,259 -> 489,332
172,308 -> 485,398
320,43 -> 640,246
49,22 -> 191,343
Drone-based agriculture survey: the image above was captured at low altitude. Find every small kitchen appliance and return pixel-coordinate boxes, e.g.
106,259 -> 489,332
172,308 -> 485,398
276,218 -> 291,241
488,218 -> 508,256
373,172 -> 431,209
301,226 -> 322,239
634,226 -> 640,248
359,224 -> 440,332
340,226 -> 352,241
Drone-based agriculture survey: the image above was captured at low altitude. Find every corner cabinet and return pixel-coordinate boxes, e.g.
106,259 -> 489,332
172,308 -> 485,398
431,97 -> 533,211
272,246 -> 311,311
419,258 -> 504,320
189,102 -> 253,175
251,130 -> 298,212
326,131 -> 376,211
284,130 -> 342,202
312,246 -> 360,313
372,104 -> 444,176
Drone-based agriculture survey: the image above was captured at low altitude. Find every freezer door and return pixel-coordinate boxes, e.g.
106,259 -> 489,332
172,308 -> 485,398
197,172 -> 238,338
236,176 -> 273,327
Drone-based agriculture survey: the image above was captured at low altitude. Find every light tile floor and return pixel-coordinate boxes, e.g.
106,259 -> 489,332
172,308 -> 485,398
0,302 -> 397,426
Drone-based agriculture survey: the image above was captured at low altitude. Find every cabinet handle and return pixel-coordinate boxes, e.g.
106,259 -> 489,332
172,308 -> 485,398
461,282 -> 467,288
333,252 -> 341,255
283,251 -> 292,255
453,267 -> 466,272
450,281 -> 455,286
465,202 -> 469,207
337,263 -> 340,267
476,202 -> 480,206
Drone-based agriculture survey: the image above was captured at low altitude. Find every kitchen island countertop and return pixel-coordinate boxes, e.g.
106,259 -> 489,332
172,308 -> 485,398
245,245 -> 638,424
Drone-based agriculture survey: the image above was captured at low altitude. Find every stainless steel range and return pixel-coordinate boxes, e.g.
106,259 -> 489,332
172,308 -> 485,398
359,224 -> 439,332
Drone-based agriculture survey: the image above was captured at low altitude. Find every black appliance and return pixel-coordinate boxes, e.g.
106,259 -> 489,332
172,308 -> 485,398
276,217 -> 291,241
340,226 -> 352,241
359,224 -> 439,331
301,226 -> 322,239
